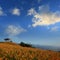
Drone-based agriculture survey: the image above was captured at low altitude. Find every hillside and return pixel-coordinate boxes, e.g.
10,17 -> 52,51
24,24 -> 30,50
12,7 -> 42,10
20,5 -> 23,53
0,42 -> 60,60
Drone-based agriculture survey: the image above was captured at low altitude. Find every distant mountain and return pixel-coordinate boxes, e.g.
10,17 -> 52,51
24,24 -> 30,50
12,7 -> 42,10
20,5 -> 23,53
32,44 -> 60,51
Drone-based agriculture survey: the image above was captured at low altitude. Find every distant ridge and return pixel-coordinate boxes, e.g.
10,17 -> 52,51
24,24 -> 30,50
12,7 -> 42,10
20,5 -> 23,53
33,44 -> 60,51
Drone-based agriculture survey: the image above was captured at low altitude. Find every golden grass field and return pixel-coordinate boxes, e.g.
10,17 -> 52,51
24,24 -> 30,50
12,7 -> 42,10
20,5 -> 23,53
0,42 -> 60,60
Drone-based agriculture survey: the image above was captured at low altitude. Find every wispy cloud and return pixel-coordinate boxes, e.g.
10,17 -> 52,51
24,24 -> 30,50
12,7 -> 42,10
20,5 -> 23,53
6,25 -> 27,36
28,25 -> 31,28
37,0 -> 41,3
11,8 -> 20,16
58,5 -> 60,8
50,26 -> 59,32
0,7 -> 6,16
28,5 -> 60,27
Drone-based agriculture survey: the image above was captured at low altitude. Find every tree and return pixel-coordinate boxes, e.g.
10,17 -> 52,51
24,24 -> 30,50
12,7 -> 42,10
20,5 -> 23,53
4,38 -> 11,42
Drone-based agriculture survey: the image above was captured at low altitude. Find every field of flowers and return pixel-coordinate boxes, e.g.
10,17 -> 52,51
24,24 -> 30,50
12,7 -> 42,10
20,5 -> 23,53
0,42 -> 60,60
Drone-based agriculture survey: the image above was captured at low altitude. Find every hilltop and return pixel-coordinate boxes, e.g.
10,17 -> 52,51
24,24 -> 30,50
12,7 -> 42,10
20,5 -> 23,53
0,42 -> 60,60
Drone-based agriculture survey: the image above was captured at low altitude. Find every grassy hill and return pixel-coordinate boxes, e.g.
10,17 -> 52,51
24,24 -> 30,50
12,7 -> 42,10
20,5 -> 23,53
0,42 -> 60,60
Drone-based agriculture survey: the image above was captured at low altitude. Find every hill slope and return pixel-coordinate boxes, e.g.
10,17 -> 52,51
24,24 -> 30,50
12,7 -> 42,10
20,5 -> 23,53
0,42 -> 60,60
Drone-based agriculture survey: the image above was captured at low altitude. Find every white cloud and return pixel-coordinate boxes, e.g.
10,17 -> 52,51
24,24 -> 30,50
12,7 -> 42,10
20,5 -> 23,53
27,8 -> 36,15
0,7 -> 6,16
11,8 -> 20,16
28,5 -> 60,27
6,25 -> 26,36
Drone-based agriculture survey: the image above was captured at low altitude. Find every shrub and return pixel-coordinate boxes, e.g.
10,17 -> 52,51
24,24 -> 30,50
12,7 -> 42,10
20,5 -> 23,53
19,42 -> 32,47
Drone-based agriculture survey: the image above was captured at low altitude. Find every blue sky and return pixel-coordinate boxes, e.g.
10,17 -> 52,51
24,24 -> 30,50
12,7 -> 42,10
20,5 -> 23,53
0,0 -> 60,47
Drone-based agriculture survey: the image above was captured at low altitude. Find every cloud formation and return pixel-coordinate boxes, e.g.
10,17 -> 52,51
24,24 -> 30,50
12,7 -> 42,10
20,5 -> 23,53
6,25 -> 26,36
0,7 -> 6,16
28,5 -> 60,27
11,8 -> 20,16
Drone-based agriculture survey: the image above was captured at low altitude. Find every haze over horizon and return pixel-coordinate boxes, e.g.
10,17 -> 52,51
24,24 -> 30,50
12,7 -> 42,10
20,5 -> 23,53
0,0 -> 60,47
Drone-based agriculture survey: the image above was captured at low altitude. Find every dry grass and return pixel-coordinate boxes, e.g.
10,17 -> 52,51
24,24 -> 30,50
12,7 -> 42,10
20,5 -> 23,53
0,42 -> 60,60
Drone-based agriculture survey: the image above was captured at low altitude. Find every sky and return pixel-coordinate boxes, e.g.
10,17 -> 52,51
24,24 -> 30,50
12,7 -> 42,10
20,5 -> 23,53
0,0 -> 60,47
